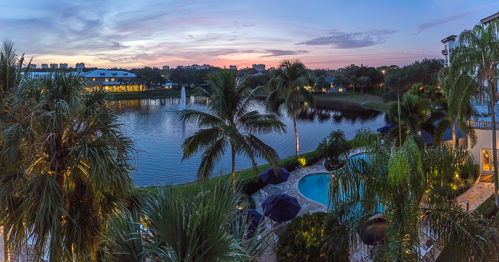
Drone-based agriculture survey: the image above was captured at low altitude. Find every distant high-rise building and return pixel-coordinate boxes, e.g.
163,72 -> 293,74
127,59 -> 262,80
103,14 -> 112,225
163,65 -> 170,70
60,63 -> 68,69
29,64 -> 36,69
252,64 -> 265,72
229,65 -> 237,70
42,64 -> 48,69
50,63 -> 58,69
76,62 -> 85,69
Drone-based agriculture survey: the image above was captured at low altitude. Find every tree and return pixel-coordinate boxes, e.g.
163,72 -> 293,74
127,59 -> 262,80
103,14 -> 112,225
315,130 -> 350,168
0,39 -> 32,99
105,183 -> 269,261
316,75 -> 326,92
350,75 -> 357,93
0,72 -> 136,260
437,68 -> 477,147
383,58 -> 444,101
266,60 -> 316,159
325,130 -> 499,261
387,92 -> 430,145
357,76 -> 371,94
449,19 -> 499,208
332,76 -> 342,87
181,69 -> 286,191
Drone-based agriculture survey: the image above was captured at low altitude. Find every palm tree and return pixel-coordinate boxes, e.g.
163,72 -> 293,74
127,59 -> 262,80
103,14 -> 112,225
0,39 -> 32,99
136,183 -> 269,261
0,72 -> 136,260
350,75 -> 357,93
315,129 -> 350,170
325,129 -> 499,261
266,60 -> 316,159
437,67 -> 477,147
180,69 -> 286,191
449,19 -> 499,208
387,92 -> 430,145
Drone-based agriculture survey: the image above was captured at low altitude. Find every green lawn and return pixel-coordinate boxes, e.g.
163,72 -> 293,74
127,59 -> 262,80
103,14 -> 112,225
134,150 -> 318,196
316,91 -> 394,110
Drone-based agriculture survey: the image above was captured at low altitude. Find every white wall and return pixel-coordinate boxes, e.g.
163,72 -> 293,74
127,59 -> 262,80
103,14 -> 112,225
469,129 -> 499,172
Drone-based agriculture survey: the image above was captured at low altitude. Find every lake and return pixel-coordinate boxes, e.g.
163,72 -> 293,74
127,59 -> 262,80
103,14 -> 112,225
114,97 -> 386,186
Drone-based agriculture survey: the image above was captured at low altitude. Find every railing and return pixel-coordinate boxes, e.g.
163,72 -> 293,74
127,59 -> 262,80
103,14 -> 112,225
468,120 -> 499,129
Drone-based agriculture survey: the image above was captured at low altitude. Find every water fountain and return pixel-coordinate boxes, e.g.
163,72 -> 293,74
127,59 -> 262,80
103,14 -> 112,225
180,86 -> 187,110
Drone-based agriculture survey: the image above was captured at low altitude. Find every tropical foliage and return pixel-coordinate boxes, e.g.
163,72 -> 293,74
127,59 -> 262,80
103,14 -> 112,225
277,212 -> 336,262
383,58 -> 444,101
266,60 -> 316,159
180,69 -> 285,190
448,18 -> 499,208
105,183 -> 269,261
325,129 -> 499,261
0,72 -> 136,260
0,39 -> 31,99
315,129 -> 350,170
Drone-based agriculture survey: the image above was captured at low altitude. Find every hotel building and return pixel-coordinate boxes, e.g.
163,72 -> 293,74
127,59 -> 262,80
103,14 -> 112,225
83,70 -> 144,92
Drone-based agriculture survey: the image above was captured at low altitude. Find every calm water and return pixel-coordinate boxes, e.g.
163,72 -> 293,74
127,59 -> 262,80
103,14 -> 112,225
115,98 -> 386,186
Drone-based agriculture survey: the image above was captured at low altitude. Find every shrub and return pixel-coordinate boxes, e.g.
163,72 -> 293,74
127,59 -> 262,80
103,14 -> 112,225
277,212 -> 328,262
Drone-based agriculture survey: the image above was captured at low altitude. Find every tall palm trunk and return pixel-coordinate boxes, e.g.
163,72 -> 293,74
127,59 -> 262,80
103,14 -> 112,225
231,140 -> 236,193
490,84 -> 499,208
452,117 -> 456,146
293,111 -> 299,159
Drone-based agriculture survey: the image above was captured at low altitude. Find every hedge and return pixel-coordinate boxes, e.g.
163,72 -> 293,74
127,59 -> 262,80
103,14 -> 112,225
277,212 -> 328,261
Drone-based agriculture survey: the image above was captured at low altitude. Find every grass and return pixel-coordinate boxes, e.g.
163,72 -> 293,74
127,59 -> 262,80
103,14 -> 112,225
134,150 -> 318,196
316,91 -> 394,111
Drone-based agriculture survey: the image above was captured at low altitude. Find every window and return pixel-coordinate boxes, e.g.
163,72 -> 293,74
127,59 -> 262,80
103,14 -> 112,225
92,78 -> 95,81
483,150 -> 490,171
482,149 -> 499,172
105,78 -> 109,82
111,78 -> 115,82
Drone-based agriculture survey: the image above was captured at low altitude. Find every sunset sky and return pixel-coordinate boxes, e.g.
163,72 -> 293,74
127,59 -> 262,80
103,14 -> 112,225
1,0 -> 497,69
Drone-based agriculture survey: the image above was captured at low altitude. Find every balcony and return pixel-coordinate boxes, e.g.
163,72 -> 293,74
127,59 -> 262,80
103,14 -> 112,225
442,49 -> 448,55
468,121 -> 499,130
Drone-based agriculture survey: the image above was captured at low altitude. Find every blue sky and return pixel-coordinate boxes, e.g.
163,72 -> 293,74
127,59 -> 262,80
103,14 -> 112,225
0,0 -> 497,69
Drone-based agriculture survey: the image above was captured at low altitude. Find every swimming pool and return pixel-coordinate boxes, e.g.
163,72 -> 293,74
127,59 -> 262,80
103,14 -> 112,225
298,153 -> 368,206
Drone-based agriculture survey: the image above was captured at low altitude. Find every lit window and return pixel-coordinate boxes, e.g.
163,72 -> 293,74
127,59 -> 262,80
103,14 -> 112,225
105,78 -> 108,82
111,78 -> 115,82
92,78 -> 95,81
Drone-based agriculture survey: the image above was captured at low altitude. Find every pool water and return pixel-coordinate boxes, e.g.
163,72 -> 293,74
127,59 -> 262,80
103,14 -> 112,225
298,153 -> 368,206
298,174 -> 333,206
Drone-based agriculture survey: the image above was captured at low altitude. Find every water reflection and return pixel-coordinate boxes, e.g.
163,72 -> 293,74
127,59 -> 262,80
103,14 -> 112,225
113,97 -> 386,186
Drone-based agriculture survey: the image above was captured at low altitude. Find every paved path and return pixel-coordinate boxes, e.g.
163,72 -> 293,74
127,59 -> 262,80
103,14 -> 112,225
456,180 -> 494,212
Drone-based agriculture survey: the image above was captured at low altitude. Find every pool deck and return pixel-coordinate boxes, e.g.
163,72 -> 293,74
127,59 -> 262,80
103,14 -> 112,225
252,149 -> 364,262
251,161 -> 329,216
253,149 -> 497,262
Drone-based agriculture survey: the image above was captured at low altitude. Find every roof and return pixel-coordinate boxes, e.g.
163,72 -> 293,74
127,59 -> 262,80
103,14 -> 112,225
481,11 -> 499,24
441,35 -> 458,43
421,122 -> 466,145
84,69 -> 136,78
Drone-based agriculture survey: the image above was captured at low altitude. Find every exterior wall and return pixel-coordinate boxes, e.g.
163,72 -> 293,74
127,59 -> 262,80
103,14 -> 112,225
469,129 -> 499,172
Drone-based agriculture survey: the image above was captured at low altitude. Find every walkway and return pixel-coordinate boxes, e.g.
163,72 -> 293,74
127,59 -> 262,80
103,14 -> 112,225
456,180 -> 494,212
